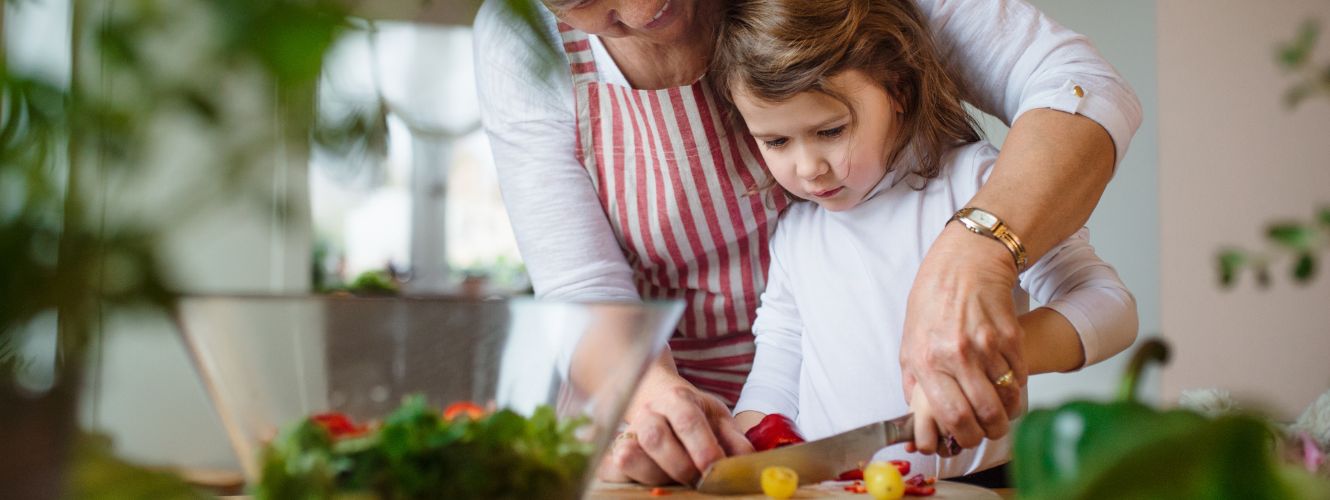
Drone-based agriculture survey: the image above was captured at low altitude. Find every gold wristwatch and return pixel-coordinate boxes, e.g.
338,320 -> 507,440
950,207 -> 1028,272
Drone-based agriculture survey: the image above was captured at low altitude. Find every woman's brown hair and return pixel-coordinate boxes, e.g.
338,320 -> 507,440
710,0 -> 980,185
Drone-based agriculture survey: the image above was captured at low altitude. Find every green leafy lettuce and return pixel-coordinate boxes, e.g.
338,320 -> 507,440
255,396 -> 593,500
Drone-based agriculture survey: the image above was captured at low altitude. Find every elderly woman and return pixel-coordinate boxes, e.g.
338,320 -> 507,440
474,0 -> 1141,487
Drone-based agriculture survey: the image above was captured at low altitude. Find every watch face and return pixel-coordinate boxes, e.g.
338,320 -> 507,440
969,209 -> 998,228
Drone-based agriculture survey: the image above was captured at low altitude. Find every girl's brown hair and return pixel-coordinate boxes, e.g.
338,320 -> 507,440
710,0 -> 980,184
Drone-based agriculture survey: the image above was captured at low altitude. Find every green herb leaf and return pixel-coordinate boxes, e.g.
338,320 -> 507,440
1293,252 -> 1317,282
1266,223 -> 1313,250
1278,20 -> 1319,70
1218,249 -> 1245,287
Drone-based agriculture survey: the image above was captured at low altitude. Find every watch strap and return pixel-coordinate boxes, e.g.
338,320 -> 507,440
951,207 -> 1028,272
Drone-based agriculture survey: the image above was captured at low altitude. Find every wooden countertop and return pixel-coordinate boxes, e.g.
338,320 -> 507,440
586,480 -> 1011,499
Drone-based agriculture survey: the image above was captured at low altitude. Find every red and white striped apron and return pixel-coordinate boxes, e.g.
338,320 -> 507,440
559,25 -> 789,405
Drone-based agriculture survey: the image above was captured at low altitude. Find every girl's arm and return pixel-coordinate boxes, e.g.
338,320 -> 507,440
733,230 -> 804,433
1018,228 -> 1140,371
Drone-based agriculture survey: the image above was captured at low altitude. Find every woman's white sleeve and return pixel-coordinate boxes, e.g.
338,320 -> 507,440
917,0 -> 1143,165
1020,228 -> 1139,368
474,0 -> 638,301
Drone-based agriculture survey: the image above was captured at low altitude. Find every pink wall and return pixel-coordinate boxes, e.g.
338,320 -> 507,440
1158,0 -> 1330,419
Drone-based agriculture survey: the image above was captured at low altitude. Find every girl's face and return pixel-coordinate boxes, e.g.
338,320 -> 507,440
546,0 -> 704,44
732,70 -> 902,212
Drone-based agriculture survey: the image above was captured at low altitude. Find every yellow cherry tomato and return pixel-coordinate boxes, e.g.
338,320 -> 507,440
760,466 -> 798,499
863,461 -> 905,500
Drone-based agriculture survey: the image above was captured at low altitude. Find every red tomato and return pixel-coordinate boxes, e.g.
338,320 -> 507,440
443,401 -> 486,421
311,412 -> 367,438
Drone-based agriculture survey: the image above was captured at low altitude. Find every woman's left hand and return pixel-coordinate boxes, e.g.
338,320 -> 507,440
899,224 -> 1026,451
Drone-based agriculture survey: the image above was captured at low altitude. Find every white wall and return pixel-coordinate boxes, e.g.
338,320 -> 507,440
1158,0 -> 1330,420
975,0 -> 1162,407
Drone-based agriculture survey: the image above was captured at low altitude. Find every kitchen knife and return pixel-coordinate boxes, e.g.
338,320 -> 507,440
695,413 -> 916,495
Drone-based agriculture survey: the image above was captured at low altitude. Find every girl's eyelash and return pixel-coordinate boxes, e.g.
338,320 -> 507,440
818,125 -> 846,138
763,138 -> 788,149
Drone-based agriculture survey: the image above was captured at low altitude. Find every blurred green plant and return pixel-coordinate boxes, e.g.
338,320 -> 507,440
2,0 -> 553,497
1278,21 -> 1330,108
460,255 -> 529,293
1218,20 -> 1330,288
2,0 -> 349,497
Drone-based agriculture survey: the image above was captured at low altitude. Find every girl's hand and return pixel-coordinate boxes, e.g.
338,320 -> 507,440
735,410 -> 767,434
905,385 -> 956,457
597,375 -> 754,486
900,224 -> 1026,450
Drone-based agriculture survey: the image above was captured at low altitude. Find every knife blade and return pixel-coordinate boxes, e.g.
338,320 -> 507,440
695,413 -> 915,495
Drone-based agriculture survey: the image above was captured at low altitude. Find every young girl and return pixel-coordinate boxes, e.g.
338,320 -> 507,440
710,0 -> 1139,480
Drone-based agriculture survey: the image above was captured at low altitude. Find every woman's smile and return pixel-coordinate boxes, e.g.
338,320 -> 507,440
644,0 -> 676,30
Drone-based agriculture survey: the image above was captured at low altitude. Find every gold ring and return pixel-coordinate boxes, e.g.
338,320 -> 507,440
618,431 -> 637,442
993,370 -> 1015,388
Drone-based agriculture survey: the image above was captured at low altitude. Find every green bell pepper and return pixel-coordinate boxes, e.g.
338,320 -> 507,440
1012,339 -> 1330,500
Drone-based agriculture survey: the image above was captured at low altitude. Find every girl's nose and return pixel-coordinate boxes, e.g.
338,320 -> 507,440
795,147 -> 830,181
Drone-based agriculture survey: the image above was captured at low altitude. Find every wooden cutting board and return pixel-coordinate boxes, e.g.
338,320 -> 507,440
586,480 -> 1003,499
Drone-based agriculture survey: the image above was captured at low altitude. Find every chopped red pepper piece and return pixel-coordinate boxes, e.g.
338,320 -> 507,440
310,412 -> 367,438
837,468 -> 864,481
744,414 -> 806,451
843,481 -> 868,493
443,401 -> 486,421
649,487 -> 671,496
901,474 -> 935,496
839,460 -> 908,482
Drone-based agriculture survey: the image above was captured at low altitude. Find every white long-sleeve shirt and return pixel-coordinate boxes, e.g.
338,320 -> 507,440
732,142 -> 1139,479
473,0 -> 1142,303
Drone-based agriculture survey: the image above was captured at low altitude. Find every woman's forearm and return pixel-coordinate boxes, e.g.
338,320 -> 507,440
966,109 -> 1117,262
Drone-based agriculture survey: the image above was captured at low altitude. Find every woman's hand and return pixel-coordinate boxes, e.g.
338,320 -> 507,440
597,373 -> 754,486
900,224 -> 1026,450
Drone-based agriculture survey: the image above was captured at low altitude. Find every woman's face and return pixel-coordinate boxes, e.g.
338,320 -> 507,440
546,0 -> 704,44
732,70 -> 902,212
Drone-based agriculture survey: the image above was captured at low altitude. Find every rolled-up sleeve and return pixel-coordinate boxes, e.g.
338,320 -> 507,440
917,0 -> 1143,166
1020,228 -> 1139,368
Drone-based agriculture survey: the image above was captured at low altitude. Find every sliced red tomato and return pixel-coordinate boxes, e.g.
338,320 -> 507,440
889,460 -> 911,476
311,412 -> 367,438
443,401 -> 486,421
649,487 -> 671,496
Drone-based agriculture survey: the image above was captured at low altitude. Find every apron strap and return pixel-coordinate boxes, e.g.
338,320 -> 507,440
556,23 -> 599,88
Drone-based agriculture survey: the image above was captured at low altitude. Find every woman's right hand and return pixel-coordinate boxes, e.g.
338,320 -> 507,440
597,373 -> 754,486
